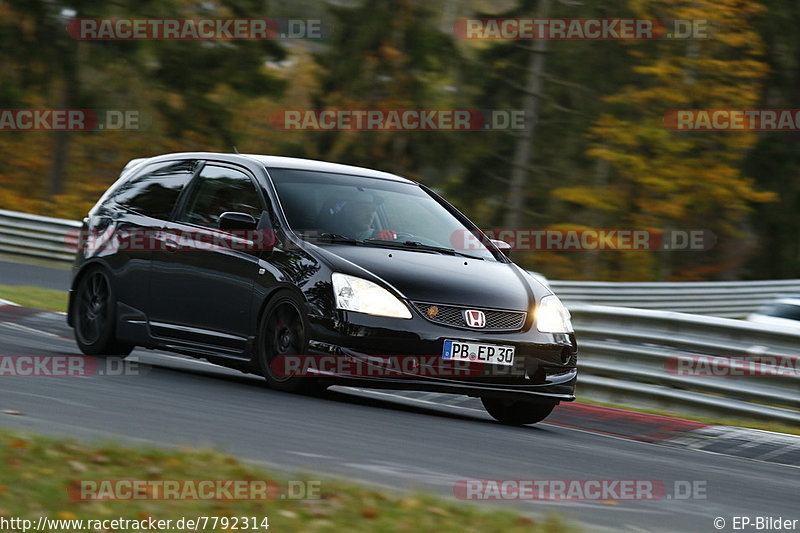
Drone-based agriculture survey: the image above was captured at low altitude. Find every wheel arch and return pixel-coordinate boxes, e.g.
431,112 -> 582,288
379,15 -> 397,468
253,284 -> 310,337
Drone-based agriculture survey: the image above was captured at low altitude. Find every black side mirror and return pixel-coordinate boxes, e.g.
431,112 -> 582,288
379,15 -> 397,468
218,211 -> 257,231
490,238 -> 513,258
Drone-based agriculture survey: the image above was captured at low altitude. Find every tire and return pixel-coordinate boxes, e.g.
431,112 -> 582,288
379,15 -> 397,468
256,292 -> 324,394
481,397 -> 557,425
73,268 -> 133,357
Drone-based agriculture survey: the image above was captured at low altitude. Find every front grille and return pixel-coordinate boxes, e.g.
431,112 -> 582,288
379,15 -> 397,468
412,302 -> 526,331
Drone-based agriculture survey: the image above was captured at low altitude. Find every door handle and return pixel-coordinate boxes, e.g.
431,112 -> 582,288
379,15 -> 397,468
163,238 -> 179,251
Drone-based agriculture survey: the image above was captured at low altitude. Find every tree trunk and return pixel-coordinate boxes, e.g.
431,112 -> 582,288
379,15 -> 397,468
503,0 -> 551,229
49,31 -> 79,196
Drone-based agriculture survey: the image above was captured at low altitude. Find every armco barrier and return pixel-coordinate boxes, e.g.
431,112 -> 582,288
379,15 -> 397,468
571,304 -> 800,424
552,279 -> 800,318
0,209 -> 80,263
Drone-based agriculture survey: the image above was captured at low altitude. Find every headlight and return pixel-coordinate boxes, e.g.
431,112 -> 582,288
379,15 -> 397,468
331,273 -> 412,319
535,295 -> 573,333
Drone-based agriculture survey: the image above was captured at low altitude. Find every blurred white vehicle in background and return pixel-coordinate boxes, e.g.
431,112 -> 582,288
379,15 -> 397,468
747,297 -> 800,328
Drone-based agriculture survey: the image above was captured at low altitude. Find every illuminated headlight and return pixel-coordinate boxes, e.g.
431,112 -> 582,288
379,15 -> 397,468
535,295 -> 573,333
331,273 -> 412,319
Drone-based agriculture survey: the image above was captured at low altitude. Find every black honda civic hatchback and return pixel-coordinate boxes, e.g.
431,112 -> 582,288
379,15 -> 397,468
67,152 -> 577,425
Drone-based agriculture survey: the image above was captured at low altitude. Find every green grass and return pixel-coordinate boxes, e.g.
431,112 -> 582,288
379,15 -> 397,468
576,397 -> 800,436
0,285 -> 68,313
0,430 -> 581,532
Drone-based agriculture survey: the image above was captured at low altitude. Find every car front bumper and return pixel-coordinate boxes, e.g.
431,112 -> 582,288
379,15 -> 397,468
304,308 -> 578,402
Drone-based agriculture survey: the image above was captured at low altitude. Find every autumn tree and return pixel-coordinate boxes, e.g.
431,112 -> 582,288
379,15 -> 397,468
308,0 -> 464,182
742,0 -> 800,279
448,0 -> 641,278
0,0 -> 287,210
554,0 -> 775,280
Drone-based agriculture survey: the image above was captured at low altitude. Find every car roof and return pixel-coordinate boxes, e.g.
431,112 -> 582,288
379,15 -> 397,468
244,154 -> 414,183
774,297 -> 800,306
128,152 -> 415,184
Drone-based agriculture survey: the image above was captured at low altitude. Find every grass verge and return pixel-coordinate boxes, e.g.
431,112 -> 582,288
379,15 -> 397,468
0,430 -> 580,532
0,285 -> 67,313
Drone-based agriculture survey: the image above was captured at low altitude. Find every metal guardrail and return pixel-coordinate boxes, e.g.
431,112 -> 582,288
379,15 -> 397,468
571,304 -> 800,424
552,279 -> 800,318
0,209 -> 80,263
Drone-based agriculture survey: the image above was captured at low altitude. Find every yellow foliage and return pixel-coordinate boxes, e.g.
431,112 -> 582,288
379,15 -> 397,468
553,0 -> 774,280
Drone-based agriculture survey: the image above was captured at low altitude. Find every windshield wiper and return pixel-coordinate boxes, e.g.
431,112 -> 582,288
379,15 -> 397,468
310,233 -> 363,244
363,239 -> 484,260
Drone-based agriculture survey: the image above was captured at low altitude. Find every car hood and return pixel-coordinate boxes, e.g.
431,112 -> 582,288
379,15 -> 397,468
312,243 -> 545,310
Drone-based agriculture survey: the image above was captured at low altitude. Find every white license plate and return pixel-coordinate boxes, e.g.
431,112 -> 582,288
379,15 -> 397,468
442,340 -> 515,366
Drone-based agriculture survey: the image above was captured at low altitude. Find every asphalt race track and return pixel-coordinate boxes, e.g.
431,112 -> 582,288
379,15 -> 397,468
0,259 -> 71,290
0,300 -> 797,533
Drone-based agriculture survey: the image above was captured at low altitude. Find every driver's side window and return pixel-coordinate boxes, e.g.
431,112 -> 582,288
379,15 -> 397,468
178,165 -> 263,229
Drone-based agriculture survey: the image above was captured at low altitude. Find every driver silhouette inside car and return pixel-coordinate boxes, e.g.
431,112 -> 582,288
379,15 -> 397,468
321,192 -> 397,241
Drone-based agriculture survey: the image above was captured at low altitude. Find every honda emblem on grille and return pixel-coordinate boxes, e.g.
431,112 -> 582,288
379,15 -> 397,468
464,309 -> 486,328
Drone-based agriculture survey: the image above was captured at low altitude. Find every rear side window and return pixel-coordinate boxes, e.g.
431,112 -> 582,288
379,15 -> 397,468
113,160 -> 198,219
177,165 -> 263,229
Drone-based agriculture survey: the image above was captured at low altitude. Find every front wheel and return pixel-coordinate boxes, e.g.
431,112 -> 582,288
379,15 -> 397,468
481,397 -> 557,425
256,293 -> 324,394
73,268 -> 133,357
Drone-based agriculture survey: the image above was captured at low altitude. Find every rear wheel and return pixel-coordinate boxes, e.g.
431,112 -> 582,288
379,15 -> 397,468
481,397 -> 557,425
256,293 -> 324,394
73,268 -> 133,357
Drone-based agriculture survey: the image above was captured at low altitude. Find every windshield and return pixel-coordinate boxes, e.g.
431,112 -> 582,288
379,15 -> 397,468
765,302 -> 800,321
268,168 -> 496,260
